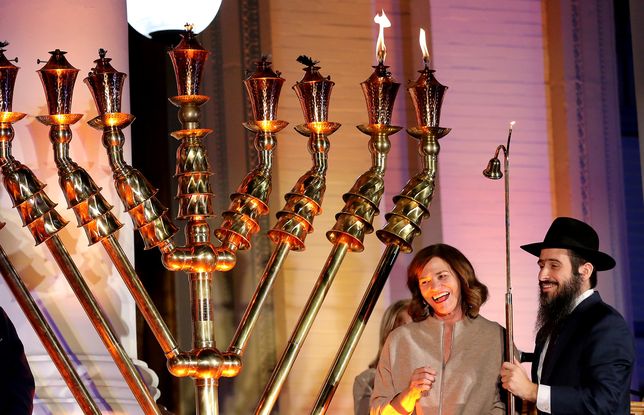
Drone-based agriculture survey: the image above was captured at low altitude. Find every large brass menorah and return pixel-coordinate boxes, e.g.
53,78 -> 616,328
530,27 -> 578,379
0,22 -> 449,414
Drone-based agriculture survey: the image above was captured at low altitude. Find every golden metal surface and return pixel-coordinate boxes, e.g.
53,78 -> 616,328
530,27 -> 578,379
228,241 -> 291,356
215,121 -> 281,250
311,245 -> 401,415
0,242 -> 102,415
168,94 -> 210,107
171,128 -> 213,140
0,111 -> 26,123
35,113 -> 83,126
1,158 -> 68,245
45,235 -> 162,415
106,147 -> 178,249
294,121 -> 340,135
0,43 -> 19,113
243,119 -> 289,133
255,61 -> 404,414
84,49 -> 127,115
408,66 -> 448,127
227,58 -> 340,382
311,70 -> 450,414
244,56 -> 285,121
84,49 -> 179,252
196,378 -> 219,415
13,191 -> 58,225
71,193 -> 111,223
178,193 -> 214,219
255,242 -> 350,415
87,113 -> 135,129
168,29 -> 209,97
49,147 -> 123,246
36,49 -> 79,115
102,235 -> 180,358
278,196 -> 318,224
81,213 -> 122,245
292,57 -> 334,123
361,63 -> 400,125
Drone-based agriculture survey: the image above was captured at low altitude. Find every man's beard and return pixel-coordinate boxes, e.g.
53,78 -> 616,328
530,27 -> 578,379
535,272 -> 584,343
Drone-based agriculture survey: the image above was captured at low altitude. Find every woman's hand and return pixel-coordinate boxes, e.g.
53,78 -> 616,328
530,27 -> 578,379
389,366 -> 437,413
406,366 -> 437,399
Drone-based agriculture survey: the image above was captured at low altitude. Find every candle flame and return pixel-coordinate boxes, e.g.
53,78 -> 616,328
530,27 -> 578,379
374,10 -> 391,64
510,121 -> 516,129
419,28 -> 430,65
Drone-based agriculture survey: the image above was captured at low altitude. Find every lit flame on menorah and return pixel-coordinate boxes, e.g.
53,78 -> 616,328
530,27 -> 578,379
0,11 -> 453,415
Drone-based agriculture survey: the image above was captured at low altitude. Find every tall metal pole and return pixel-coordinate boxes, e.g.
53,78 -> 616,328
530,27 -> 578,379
483,121 -> 515,415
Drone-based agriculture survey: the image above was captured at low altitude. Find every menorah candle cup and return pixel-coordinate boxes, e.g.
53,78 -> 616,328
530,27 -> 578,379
244,56 -> 285,122
292,57 -> 334,123
0,43 -> 19,113
361,62 -> 400,126
37,49 -> 79,115
85,49 -> 127,115
168,26 -> 210,97
408,65 -> 447,128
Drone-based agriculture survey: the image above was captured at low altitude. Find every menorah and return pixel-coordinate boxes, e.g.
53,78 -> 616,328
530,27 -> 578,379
0,17 -> 449,414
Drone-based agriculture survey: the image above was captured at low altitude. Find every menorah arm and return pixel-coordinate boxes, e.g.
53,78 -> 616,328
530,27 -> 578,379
310,126 -> 448,414
0,241 -> 102,415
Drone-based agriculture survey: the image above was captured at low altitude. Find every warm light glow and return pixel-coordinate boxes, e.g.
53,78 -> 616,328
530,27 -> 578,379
374,10 -> 391,63
126,0 -> 222,38
419,28 -> 430,65
510,120 -> 516,129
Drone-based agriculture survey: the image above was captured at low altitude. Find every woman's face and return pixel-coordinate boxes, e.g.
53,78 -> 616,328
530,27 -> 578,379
418,256 -> 463,321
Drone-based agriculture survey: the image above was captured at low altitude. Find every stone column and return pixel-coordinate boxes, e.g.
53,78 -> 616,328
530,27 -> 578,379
0,0 -> 158,413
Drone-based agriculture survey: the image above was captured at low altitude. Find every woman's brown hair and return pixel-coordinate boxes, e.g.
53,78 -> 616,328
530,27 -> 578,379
406,243 -> 488,321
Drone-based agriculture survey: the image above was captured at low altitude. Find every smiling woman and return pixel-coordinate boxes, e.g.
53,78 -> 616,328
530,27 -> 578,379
370,243 -> 507,415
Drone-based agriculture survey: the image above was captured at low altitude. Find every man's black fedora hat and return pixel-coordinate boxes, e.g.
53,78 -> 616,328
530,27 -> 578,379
520,217 -> 616,271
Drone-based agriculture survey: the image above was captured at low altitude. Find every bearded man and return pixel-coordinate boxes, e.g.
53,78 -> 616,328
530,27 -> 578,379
500,217 -> 635,414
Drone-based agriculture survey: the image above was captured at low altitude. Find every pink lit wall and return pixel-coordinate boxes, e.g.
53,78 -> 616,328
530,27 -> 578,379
426,0 -> 550,353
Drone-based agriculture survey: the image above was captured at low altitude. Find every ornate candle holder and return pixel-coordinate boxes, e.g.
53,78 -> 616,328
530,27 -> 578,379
311,61 -> 450,414
378,64 -> 450,250
254,57 -> 401,415
0,44 -> 161,414
0,20 -> 454,415
37,49 -> 123,247
214,55 -> 287,253
84,27 -> 290,414
0,43 -> 102,415
86,49 -> 177,252
228,55 -> 339,358
327,61 -> 402,252
85,49 -> 184,381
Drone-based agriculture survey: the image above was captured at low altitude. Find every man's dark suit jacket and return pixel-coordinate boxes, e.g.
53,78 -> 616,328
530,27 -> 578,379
531,291 -> 634,414
0,306 -> 35,414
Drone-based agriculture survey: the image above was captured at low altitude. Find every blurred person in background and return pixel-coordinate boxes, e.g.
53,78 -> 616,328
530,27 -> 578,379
353,299 -> 412,415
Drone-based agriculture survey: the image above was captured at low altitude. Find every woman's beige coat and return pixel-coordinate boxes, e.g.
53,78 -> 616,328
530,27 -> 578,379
370,315 -> 506,415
